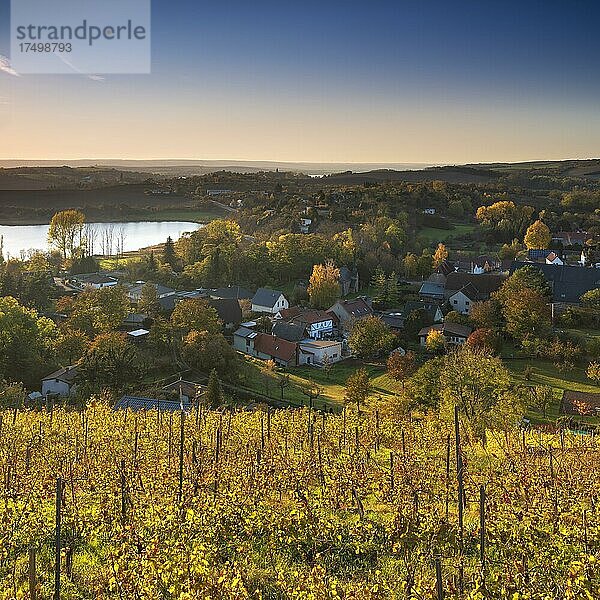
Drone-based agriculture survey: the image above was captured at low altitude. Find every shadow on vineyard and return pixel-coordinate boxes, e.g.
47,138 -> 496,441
0,403 -> 598,599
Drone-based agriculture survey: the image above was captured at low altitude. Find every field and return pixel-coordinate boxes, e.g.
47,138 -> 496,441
417,223 -> 477,244
1,404 -> 599,598
238,356 -> 399,409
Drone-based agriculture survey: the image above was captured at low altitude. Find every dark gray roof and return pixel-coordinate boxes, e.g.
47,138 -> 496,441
234,326 -> 258,339
43,365 -> 78,383
252,287 -> 285,308
272,321 -> 305,342
208,298 -> 242,325
404,301 -> 442,319
445,272 -> 506,297
115,396 -> 191,412
379,311 -> 405,330
418,322 -> 472,339
419,281 -> 445,298
510,262 -> 600,304
210,286 -> 253,300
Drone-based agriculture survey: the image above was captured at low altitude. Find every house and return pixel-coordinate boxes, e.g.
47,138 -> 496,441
161,380 -> 206,404
42,365 -> 78,397
115,396 -> 192,412
209,286 -> 253,300
528,249 -> 551,261
70,273 -> 118,290
448,283 -> 484,315
418,323 -> 472,346
275,307 -> 334,339
545,252 -> 564,266
234,327 -> 299,367
472,255 -> 500,273
251,288 -> 289,315
272,321 -> 306,342
510,262 -> 600,304
338,266 -> 360,296
379,310 -> 406,331
126,282 -> 175,303
327,298 -> 373,331
208,298 -> 242,329
444,272 -> 506,300
127,329 -> 150,343
560,390 -> 600,416
233,326 -> 260,355
552,231 -> 591,247
122,313 -> 151,330
299,218 -> 312,234
418,281 -> 446,301
404,301 -> 444,323
298,340 -> 343,366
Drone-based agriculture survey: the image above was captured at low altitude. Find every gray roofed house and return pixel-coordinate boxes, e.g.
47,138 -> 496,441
210,286 -> 253,300
338,266 -> 359,296
42,365 -> 79,397
509,262 -> 600,304
251,288 -> 289,314
419,281 -> 446,300
126,282 -> 176,302
115,396 -> 192,412
418,322 -> 472,346
208,297 -> 242,328
404,301 -> 444,323
444,272 -> 506,298
272,321 -> 306,342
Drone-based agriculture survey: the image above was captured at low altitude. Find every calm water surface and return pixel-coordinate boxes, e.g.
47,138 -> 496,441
0,221 -> 202,258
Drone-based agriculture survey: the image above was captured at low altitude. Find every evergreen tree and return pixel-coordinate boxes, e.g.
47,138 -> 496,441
206,368 -> 223,407
163,236 -> 177,270
371,266 -> 387,304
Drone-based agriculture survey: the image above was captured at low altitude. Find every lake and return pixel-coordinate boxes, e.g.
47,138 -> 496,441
0,221 -> 202,259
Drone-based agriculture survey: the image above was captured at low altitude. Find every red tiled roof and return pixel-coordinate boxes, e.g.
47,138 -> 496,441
254,334 -> 298,363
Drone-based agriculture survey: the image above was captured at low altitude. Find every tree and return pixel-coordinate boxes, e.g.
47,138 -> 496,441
138,283 -> 161,318
163,236 -> 178,270
494,266 -> 550,306
78,332 -> 143,393
440,346 -> 522,440
403,357 -> 444,410
307,261 -> 341,309
205,369 -> 223,407
68,286 -> 130,336
54,329 -> 88,365
0,296 -> 57,384
470,300 -> 503,330
432,243 -> 448,268
0,380 -> 26,410
348,316 -> 396,358
524,220 -> 551,250
502,288 -> 551,342
581,288 -> 600,309
587,362 -> 600,384
171,299 -> 221,336
182,330 -> 237,379
300,382 -> 323,407
386,351 -> 416,389
425,329 -> 446,353
466,328 -> 502,354
48,210 -> 86,260
499,238 -> 522,260
277,374 -> 290,400
344,368 -> 372,412
528,385 -> 554,418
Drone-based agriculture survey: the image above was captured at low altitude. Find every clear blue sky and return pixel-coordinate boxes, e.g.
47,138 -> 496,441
1,0 -> 599,163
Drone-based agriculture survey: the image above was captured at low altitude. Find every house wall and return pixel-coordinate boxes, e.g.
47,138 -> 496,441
42,379 -> 71,397
449,291 -> 472,315
252,295 -> 289,314
233,335 -> 256,356
307,320 -> 334,339
299,343 -> 342,366
89,281 -> 118,289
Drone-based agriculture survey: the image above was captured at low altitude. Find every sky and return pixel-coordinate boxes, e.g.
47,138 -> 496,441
1,0 -> 600,164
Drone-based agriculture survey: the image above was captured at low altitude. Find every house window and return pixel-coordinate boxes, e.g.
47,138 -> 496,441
453,300 -> 458,304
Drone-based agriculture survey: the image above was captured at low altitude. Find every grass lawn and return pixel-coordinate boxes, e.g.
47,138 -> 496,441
505,358 -> 599,425
238,356 -> 399,409
417,223 -> 477,244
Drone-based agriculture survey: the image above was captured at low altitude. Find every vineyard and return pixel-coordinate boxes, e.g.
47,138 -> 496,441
0,402 -> 599,599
